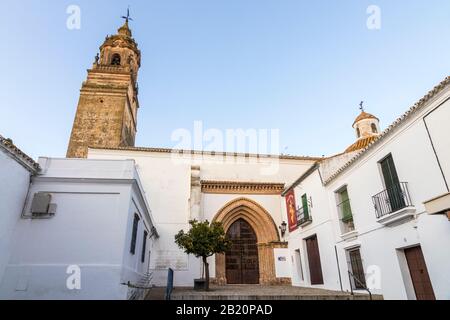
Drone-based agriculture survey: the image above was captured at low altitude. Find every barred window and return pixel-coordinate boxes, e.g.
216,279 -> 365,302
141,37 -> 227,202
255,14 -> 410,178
130,214 -> 140,254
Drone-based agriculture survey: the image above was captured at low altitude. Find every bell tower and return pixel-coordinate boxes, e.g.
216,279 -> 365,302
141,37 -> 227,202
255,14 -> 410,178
67,15 -> 141,158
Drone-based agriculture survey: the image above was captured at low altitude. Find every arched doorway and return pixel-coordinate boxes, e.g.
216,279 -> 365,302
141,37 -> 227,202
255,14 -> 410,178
212,198 -> 289,285
225,219 -> 259,284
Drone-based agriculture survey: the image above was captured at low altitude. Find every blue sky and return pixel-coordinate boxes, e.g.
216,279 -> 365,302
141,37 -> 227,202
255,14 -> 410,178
1,0 -> 449,159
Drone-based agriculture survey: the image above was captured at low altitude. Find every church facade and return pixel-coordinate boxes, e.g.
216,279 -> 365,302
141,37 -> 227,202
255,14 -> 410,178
0,20 -> 449,299
65,19 -> 323,287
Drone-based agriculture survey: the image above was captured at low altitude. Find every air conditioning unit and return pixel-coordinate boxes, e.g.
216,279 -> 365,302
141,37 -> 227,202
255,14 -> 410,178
31,193 -> 57,217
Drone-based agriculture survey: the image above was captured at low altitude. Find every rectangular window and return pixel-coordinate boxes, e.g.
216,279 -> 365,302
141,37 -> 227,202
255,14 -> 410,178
301,194 -> 309,218
130,214 -> 140,255
336,187 -> 355,233
141,230 -> 148,263
297,194 -> 312,226
347,248 -> 366,289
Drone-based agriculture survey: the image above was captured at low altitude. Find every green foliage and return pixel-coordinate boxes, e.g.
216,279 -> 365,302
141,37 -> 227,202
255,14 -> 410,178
175,220 -> 231,259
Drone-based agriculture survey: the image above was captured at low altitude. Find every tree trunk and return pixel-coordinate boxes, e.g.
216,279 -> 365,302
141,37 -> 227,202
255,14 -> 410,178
203,256 -> 210,291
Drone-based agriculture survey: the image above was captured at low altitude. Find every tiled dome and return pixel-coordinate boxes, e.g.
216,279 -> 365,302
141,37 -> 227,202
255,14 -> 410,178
353,112 -> 379,127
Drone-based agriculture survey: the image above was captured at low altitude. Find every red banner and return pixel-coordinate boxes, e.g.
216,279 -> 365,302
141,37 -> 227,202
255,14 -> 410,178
285,189 -> 298,232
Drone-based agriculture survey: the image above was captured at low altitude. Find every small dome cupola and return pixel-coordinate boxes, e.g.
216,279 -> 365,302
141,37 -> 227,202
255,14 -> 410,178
345,102 -> 381,153
353,102 -> 380,139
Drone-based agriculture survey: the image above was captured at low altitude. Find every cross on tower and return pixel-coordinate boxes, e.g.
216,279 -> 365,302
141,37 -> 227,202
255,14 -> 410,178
121,7 -> 133,23
359,101 -> 365,112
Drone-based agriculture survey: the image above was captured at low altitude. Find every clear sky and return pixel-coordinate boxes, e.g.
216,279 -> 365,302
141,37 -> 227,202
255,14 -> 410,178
1,0 -> 450,159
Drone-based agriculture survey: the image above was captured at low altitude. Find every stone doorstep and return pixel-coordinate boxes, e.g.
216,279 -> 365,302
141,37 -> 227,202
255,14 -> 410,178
165,286 -> 382,301
170,294 -> 381,300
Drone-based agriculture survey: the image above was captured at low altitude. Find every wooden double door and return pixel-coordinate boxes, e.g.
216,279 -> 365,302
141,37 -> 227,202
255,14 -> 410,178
404,246 -> 436,300
225,219 -> 260,284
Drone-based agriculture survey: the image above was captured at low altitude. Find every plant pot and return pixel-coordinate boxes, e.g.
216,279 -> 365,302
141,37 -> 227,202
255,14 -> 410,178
194,279 -> 207,291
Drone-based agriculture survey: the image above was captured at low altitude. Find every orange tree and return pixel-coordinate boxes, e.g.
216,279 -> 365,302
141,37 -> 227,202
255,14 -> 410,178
175,220 -> 231,291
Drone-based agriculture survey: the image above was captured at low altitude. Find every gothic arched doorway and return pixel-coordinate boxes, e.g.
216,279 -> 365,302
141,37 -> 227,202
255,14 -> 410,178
225,219 -> 260,284
212,198 -> 288,285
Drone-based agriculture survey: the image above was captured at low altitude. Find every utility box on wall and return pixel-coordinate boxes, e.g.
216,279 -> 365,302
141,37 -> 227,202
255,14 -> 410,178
30,193 -> 56,217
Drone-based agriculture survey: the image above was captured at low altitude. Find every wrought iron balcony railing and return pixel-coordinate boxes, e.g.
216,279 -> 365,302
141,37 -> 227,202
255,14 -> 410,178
372,182 -> 412,219
297,205 -> 312,226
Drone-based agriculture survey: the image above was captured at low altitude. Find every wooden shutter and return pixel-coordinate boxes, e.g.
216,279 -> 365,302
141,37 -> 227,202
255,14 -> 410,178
302,194 -> 309,217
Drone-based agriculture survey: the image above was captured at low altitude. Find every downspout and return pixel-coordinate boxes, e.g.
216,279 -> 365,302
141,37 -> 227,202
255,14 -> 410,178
335,245 -> 343,292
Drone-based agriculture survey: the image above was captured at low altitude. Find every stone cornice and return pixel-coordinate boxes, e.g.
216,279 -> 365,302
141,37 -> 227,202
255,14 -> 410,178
89,146 -> 322,161
0,135 -> 39,173
201,180 -> 285,195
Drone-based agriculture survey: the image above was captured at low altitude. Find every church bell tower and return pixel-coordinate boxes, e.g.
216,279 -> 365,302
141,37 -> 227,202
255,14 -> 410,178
67,15 -> 141,158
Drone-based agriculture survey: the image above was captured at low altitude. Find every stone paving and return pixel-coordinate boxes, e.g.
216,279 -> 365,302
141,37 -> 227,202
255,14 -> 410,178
146,285 -> 382,300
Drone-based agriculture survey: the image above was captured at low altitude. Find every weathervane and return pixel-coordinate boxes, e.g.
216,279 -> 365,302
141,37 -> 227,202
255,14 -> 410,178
121,6 -> 133,23
359,101 -> 365,112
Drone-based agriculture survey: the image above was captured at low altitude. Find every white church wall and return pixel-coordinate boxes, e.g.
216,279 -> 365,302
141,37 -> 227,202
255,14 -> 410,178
0,158 -> 157,300
88,149 -> 316,286
0,150 -> 33,286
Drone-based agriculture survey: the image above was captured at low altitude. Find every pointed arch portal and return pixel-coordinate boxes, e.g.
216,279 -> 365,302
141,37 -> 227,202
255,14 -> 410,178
212,197 -> 289,285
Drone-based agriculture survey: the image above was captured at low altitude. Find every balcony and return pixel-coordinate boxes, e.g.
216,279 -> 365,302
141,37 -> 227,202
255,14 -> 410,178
372,182 -> 416,226
297,205 -> 312,227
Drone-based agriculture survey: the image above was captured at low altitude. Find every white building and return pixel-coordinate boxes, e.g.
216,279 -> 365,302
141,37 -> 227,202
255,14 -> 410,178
0,136 -> 40,285
284,76 -> 450,300
0,157 -> 158,300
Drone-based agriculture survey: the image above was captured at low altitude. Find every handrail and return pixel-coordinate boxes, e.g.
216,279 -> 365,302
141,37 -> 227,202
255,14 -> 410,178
348,271 -> 372,300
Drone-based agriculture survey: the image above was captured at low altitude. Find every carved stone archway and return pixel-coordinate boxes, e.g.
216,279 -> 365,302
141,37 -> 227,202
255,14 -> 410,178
212,197 -> 289,285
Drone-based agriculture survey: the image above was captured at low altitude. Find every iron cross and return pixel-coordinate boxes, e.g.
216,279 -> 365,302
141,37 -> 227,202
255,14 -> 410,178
122,7 -> 133,23
359,101 -> 365,112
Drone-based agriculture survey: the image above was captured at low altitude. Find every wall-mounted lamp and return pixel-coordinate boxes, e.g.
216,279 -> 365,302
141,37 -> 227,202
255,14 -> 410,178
279,221 -> 287,238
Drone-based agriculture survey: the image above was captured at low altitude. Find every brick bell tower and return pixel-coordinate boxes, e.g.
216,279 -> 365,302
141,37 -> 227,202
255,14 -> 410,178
67,15 -> 141,158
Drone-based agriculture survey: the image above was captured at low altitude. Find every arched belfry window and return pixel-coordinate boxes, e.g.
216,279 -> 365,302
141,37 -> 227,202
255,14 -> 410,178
111,54 -> 121,66
356,127 -> 361,138
371,123 -> 378,134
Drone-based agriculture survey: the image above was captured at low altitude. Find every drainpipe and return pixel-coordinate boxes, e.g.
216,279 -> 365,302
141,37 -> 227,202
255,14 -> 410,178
335,245 -> 343,291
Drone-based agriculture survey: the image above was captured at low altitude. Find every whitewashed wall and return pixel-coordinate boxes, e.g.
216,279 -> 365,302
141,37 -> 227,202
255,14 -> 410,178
89,149 -> 316,286
0,151 -> 33,286
0,158 -> 156,300
285,169 -> 342,290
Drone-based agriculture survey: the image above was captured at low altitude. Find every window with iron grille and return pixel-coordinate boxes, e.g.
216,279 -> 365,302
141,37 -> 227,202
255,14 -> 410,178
141,230 -> 148,263
130,214 -> 140,255
347,248 -> 366,290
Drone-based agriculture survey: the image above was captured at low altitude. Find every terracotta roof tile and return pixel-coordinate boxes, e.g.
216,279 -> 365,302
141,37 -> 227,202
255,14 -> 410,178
345,136 -> 379,153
